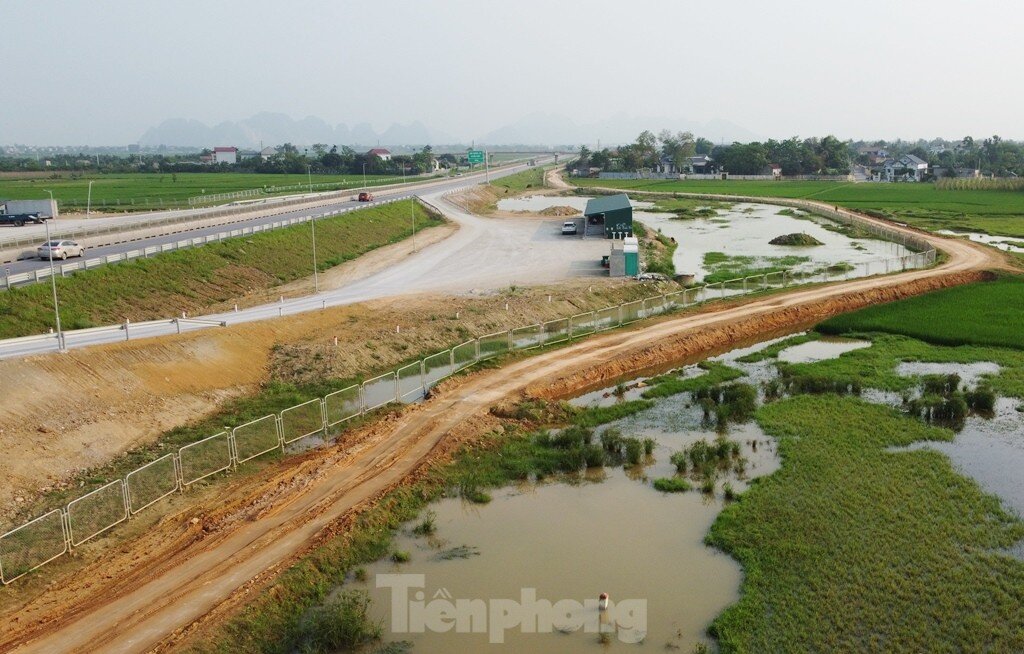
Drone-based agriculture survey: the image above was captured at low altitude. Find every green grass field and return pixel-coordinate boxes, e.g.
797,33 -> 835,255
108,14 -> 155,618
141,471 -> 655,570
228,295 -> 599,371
0,201 -> 443,338
818,274 -> 1024,349
489,166 -> 546,193
708,395 -> 1024,652
570,178 -> 1024,238
0,172 -> 414,212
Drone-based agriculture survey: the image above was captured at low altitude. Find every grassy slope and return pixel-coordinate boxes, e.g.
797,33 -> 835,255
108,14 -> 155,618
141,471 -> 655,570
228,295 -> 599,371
571,178 -> 1024,238
709,395 -> 1024,652
0,202 -> 443,338
0,172 -> 405,211
489,166 -> 546,193
819,275 -> 1024,349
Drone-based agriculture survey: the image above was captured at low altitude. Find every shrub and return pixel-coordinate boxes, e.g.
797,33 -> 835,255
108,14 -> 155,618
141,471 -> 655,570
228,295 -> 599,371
653,477 -> 692,493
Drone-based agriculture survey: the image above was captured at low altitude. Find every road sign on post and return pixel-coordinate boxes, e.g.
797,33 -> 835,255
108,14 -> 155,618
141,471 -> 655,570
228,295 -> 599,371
467,150 -> 484,164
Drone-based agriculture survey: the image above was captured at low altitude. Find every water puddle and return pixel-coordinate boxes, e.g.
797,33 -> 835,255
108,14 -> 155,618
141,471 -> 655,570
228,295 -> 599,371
899,398 -> 1024,518
497,195 -> 912,282
895,361 -> 1001,388
937,230 -> 1024,253
777,338 -> 871,364
351,381 -> 779,651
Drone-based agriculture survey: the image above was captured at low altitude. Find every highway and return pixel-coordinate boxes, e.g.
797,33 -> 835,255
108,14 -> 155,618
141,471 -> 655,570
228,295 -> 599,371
0,158 -> 608,360
0,159 -> 549,276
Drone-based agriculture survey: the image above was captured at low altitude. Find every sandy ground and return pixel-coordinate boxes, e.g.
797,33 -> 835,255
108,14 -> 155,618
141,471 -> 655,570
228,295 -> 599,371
0,204 -> 1006,652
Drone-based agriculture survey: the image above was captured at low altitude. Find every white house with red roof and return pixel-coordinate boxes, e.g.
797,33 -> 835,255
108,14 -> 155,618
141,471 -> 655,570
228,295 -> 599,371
213,146 -> 238,164
367,148 -> 392,162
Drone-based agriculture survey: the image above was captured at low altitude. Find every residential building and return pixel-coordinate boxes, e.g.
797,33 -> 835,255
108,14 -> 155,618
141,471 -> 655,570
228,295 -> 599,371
213,146 -> 238,165
367,148 -> 392,162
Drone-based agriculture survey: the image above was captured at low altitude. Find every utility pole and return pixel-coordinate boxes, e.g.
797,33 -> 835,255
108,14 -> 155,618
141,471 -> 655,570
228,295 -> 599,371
86,180 -> 93,217
362,163 -> 367,192
306,164 -> 313,194
404,165 -> 416,252
311,217 -> 319,293
44,219 -> 64,351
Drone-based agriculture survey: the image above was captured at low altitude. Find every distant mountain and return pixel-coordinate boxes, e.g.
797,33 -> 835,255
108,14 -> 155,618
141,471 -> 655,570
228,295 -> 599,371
137,111 -> 760,149
477,112 -> 762,147
138,113 -> 456,149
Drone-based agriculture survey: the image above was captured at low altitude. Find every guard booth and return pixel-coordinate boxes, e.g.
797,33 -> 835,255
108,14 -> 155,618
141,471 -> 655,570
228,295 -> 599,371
584,194 -> 633,239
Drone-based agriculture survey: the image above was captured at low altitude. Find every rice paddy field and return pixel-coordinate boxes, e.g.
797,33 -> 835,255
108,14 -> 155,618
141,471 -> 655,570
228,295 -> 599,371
0,172 -> 414,212
818,274 -> 1024,350
570,178 -> 1024,238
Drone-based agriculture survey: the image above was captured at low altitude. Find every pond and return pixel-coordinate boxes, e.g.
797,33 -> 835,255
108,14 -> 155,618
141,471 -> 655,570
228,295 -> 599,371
343,332 -> 1024,651
496,195 -> 913,281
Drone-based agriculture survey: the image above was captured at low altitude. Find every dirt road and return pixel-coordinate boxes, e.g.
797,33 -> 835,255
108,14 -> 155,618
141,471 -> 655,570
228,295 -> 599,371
1,199 -> 1006,653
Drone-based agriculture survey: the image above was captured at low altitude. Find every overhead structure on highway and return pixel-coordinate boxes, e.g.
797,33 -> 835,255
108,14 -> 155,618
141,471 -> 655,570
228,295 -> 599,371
584,194 -> 632,239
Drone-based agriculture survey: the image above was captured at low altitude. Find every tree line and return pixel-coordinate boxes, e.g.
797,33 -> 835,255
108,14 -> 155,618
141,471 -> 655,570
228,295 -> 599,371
575,131 -> 1024,177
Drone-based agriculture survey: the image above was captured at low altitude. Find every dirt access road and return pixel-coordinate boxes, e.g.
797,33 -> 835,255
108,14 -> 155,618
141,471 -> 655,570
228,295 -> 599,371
2,202 -> 1007,653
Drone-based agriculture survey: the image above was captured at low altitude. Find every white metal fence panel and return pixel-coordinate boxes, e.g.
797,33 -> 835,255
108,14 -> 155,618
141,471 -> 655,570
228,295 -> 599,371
569,311 -> 596,337
543,317 -> 570,344
594,306 -> 620,331
324,385 -> 361,426
452,340 -> 478,370
179,432 -> 232,486
423,350 -> 454,386
125,453 -> 179,514
281,399 -> 325,444
0,509 -> 67,585
398,362 -> 425,403
478,330 -> 511,359
511,324 -> 544,349
66,480 -> 128,546
233,414 -> 282,463
362,372 -> 398,411
621,300 -> 643,324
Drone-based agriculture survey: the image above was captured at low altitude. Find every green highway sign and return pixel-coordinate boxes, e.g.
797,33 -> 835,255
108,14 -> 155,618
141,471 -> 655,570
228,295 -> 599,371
467,150 -> 485,164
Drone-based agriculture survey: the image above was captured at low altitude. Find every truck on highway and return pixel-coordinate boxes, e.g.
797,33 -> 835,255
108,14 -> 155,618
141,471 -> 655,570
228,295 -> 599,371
0,200 -> 57,226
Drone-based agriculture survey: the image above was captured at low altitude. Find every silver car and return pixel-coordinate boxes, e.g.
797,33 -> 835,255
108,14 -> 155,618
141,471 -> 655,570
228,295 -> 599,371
37,240 -> 85,260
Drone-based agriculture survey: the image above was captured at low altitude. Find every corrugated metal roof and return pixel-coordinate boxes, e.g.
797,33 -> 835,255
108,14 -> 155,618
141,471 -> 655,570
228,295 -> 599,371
584,194 -> 631,215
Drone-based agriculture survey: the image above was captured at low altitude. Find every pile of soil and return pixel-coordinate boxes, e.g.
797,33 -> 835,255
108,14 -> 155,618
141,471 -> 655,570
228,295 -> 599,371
770,233 -> 824,246
539,206 -> 579,217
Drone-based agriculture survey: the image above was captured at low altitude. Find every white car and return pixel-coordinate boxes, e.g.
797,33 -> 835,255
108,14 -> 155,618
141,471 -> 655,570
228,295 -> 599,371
37,240 -> 85,260
561,221 -> 578,235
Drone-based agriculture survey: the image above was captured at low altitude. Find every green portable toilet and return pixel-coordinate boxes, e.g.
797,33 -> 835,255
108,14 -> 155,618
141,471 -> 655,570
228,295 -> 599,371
623,236 -> 639,276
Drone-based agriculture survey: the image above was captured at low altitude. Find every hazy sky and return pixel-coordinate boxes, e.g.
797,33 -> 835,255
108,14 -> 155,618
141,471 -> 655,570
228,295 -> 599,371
3,0 -> 1023,144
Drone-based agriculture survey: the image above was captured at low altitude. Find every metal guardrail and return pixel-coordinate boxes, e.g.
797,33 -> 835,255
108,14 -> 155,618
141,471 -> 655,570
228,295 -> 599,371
1,198 -> 401,290
0,244 -> 937,585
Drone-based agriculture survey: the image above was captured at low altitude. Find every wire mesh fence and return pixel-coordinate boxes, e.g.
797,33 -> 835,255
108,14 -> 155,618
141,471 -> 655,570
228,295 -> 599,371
0,510 -> 67,584
324,385 -> 361,427
125,453 -> 179,514
66,480 -> 127,547
179,432 -> 232,486
398,363 -> 425,403
0,244 -> 937,584
281,400 -> 325,444
234,415 -> 282,463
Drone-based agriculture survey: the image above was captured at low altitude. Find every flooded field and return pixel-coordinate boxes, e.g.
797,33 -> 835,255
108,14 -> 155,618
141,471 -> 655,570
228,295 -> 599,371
345,331 -> 1024,651
496,195 -> 912,281
936,229 -> 1024,254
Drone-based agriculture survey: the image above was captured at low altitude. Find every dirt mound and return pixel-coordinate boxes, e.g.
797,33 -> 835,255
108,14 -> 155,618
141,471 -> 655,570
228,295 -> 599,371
539,205 -> 580,217
770,233 -> 824,246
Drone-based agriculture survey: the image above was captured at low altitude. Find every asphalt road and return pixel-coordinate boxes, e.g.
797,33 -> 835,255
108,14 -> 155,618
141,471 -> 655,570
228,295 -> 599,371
0,160 -> 617,359
0,161 -> 547,276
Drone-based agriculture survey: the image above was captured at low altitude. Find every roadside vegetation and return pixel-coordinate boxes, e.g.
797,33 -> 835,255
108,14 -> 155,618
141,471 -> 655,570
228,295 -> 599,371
489,166 -> 545,194
0,172 -> 407,212
570,177 -> 1024,238
632,221 -> 677,276
0,201 -> 444,338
